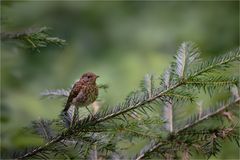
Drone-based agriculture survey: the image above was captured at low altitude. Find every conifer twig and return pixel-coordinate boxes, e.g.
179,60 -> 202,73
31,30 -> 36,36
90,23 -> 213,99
14,44 -> 239,159
176,97 -> 240,133
1,27 -> 65,51
134,97 -> 240,160
16,82 -> 183,159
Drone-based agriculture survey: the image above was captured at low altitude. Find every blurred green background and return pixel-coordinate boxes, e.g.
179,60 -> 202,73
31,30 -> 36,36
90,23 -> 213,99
1,1 -> 239,159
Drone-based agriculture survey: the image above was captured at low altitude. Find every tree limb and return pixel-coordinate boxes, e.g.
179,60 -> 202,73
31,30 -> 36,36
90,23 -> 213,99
134,97 -> 240,160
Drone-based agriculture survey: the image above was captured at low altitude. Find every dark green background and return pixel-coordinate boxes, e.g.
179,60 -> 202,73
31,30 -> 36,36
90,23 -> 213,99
1,1 -> 239,159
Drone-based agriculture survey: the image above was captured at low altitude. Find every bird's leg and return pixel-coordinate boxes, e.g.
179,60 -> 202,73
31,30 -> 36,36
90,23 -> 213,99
85,106 -> 94,117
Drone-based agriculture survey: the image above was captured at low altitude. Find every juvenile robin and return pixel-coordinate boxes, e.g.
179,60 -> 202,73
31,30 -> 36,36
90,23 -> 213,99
63,72 -> 99,115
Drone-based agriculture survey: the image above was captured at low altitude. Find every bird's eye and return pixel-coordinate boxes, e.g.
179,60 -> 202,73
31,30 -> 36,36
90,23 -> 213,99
87,76 -> 91,79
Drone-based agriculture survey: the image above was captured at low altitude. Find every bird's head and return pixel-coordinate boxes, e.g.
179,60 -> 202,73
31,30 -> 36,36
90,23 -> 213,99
80,72 -> 99,84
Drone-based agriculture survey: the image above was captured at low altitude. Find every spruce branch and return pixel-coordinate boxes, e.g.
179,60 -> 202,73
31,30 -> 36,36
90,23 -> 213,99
89,82 -> 184,125
164,100 -> 174,132
120,127 -> 161,139
108,118 -> 164,139
188,47 -> 240,78
16,135 -> 64,159
40,89 -> 70,99
162,68 -> 175,132
1,27 -> 66,51
1,28 -> 39,40
135,140 -> 164,160
185,76 -> 238,96
14,74 -> 194,159
182,146 -> 190,160
15,43 -> 240,159
175,42 -> 200,79
185,76 -> 238,88
32,119 -> 55,141
16,78 -> 184,159
163,91 -> 195,102
140,74 -> 154,98
176,97 -> 240,133
134,96 -> 240,160
179,125 -> 239,158
135,125 -> 238,160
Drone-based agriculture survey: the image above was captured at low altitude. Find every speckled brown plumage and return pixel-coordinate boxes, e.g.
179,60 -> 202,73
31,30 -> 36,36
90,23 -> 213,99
63,72 -> 99,112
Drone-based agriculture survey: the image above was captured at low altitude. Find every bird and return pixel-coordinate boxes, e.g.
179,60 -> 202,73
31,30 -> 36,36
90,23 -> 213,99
63,72 -> 99,115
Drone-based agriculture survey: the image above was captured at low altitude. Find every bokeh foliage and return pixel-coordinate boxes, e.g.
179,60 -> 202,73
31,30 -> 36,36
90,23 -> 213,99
1,1 -> 239,159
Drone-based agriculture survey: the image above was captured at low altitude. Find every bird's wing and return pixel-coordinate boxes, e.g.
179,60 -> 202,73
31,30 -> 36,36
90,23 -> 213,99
73,90 -> 86,104
63,82 -> 82,112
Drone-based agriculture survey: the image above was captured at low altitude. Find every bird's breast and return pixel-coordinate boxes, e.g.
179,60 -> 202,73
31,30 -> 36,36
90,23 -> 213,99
81,84 -> 98,106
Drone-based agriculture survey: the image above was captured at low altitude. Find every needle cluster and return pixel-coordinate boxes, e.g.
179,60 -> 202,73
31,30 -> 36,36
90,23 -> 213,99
5,42 -> 239,160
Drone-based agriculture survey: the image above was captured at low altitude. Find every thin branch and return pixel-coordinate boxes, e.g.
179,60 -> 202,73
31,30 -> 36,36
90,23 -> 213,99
123,128 -> 161,139
16,80 -> 184,159
164,100 -> 174,132
176,97 -> 240,133
186,80 -> 237,85
40,89 -> 69,99
189,48 -> 239,78
142,74 -> 154,97
1,27 -> 66,50
94,82 -> 183,124
32,119 -> 54,140
1,28 -> 40,40
135,141 -> 163,160
175,42 -> 200,79
16,75 -> 236,159
134,97 -> 240,160
16,135 -> 63,159
16,46 -> 239,159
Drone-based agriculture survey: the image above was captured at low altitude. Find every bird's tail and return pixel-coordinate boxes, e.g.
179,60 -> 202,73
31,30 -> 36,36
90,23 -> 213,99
62,102 -> 71,112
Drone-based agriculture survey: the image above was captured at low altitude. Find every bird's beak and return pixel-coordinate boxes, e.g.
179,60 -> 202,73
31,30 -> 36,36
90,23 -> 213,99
96,75 -> 100,78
